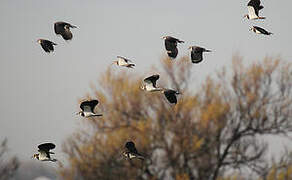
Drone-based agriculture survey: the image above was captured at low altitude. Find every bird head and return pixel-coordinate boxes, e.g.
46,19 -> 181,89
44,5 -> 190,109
243,14 -> 249,19
32,154 -> 39,160
37,39 -> 42,44
140,84 -> 146,91
249,27 -> 254,31
76,111 -> 84,117
111,61 -> 118,66
161,36 -> 167,40
188,46 -> 193,50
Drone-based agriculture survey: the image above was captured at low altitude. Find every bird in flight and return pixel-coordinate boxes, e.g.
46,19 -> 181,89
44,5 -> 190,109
77,100 -> 103,118
250,26 -> 273,35
162,36 -> 184,59
244,0 -> 265,20
54,21 -> 77,41
37,39 -> 57,53
112,56 -> 135,68
32,143 -> 57,162
123,141 -> 145,160
188,46 -> 211,64
141,74 -> 180,104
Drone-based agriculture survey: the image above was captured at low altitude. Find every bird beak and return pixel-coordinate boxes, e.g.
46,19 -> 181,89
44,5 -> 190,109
161,36 -> 165,39
75,112 -> 79,115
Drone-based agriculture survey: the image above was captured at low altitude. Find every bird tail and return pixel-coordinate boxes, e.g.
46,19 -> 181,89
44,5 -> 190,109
70,24 -> 77,28
205,49 -> 212,52
92,114 -> 103,117
178,40 -> 184,43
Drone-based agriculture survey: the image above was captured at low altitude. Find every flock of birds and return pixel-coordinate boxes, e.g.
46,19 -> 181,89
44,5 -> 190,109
33,0 -> 271,164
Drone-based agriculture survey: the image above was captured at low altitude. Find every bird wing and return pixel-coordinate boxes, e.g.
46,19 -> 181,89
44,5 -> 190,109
247,6 -> 258,18
41,40 -> 55,52
144,75 -> 160,88
54,22 -> 66,35
55,22 -> 74,40
117,56 -> 132,63
125,141 -> 139,154
38,143 -> 56,153
167,48 -> 178,59
61,29 -> 73,40
165,39 -> 177,52
80,100 -> 99,112
253,26 -> 270,34
247,0 -> 261,8
164,90 -> 178,104
191,48 -> 203,63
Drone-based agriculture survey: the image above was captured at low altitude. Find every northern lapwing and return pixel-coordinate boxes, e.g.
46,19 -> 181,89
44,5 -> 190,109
250,26 -> 273,35
163,89 -> 180,104
123,141 -> 145,160
112,56 -> 135,68
37,39 -> 57,53
244,0 -> 265,20
162,36 -> 184,59
141,74 -> 163,92
77,100 -> 103,118
188,46 -> 211,64
32,143 -> 57,162
54,21 -> 77,41
141,75 -> 180,104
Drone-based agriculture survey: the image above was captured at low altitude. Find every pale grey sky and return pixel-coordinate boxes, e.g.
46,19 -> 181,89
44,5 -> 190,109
0,0 -> 291,167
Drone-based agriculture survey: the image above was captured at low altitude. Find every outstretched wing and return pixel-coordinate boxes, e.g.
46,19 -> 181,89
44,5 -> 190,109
254,26 -> 270,35
164,90 -> 178,104
80,100 -> 99,112
144,75 -> 160,88
125,141 -> 139,154
38,143 -> 56,152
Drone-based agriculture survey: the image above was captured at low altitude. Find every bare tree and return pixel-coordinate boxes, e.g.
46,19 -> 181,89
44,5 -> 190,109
0,139 -> 19,180
60,56 -> 292,180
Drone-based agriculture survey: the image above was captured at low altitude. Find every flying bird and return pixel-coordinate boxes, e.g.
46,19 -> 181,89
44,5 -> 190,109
188,46 -> 211,64
250,26 -> 273,35
77,100 -> 103,118
37,39 -> 57,53
163,89 -> 180,104
54,21 -> 77,41
32,143 -> 57,162
141,74 -> 163,92
162,36 -> 184,59
244,0 -> 265,20
112,56 -> 135,68
141,75 -> 180,104
123,141 -> 145,160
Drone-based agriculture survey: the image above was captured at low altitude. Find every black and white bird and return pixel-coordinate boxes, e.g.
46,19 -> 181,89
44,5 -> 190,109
37,39 -> 57,53
250,26 -> 273,35
32,143 -> 57,162
188,46 -> 211,64
77,100 -> 103,118
141,74 -> 180,104
244,0 -> 265,20
123,141 -> 145,160
162,36 -> 184,59
141,74 -> 163,92
54,21 -> 77,41
112,56 -> 135,68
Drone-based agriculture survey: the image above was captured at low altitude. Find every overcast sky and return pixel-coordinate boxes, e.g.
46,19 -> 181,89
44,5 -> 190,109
0,0 -> 291,168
